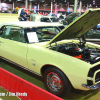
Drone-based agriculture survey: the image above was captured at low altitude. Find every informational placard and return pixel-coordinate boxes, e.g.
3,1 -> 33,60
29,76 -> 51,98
5,26 -> 11,35
27,32 -> 39,43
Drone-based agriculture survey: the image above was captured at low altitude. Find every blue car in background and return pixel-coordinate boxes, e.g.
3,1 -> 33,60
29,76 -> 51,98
97,24 -> 100,28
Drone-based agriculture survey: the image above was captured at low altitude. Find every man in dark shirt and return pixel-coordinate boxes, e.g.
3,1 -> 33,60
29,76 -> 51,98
20,9 -> 27,21
59,13 -> 64,19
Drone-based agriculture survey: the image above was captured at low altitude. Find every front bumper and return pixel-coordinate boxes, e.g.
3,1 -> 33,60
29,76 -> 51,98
82,83 -> 100,89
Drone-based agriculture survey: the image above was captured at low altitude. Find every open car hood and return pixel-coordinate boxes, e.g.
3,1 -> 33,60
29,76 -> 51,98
46,9 -> 100,45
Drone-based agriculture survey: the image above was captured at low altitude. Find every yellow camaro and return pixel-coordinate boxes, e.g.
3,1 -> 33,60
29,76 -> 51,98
0,9 -> 100,97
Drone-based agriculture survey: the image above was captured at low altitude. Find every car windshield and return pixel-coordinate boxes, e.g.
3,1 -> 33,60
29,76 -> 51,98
25,27 -> 60,43
50,18 -> 59,22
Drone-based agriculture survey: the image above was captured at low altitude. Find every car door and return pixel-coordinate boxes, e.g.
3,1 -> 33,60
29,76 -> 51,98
26,27 -> 60,74
0,25 -> 28,68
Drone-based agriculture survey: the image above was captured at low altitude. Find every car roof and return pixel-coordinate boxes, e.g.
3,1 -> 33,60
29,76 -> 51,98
0,21 -> 63,28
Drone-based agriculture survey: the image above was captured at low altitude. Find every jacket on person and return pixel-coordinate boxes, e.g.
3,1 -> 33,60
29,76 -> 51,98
20,9 -> 27,21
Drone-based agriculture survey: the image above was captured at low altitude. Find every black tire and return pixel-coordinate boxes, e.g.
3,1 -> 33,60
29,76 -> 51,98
43,67 -> 72,97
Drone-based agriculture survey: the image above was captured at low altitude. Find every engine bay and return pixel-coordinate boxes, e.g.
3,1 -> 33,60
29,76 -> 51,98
49,41 -> 100,64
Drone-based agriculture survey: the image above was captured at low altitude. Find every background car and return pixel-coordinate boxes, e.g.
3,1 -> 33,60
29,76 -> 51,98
40,16 -> 66,28
35,15 -> 65,30
61,12 -> 80,26
40,16 -> 59,23
85,27 -> 100,44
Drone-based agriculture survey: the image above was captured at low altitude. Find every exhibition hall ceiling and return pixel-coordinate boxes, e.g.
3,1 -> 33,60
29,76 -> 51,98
1,0 -> 100,7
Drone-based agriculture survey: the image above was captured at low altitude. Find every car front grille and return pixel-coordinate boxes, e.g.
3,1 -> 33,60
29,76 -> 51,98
88,64 -> 100,77
95,71 -> 100,83
88,64 -> 100,84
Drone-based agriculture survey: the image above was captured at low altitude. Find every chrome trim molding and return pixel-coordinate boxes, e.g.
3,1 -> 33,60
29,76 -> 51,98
93,70 -> 100,84
82,83 -> 100,89
87,77 -> 93,81
0,56 -> 42,76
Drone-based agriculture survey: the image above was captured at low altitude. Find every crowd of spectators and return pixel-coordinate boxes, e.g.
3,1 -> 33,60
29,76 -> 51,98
0,6 -> 69,22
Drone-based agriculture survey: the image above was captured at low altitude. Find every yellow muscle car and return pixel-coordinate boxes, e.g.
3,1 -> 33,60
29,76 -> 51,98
0,9 -> 100,97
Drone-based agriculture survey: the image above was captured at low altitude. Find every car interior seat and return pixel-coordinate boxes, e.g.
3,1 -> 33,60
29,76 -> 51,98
10,31 -> 20,41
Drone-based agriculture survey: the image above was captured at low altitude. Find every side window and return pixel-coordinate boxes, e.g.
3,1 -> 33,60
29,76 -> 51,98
0,26 -> 6,38
41,18 -> 50,22
20,28 -> 26,43
4,26 -> 25,43
36,27 -> 59,40
0,29 -> 2,37
41,18 -> 44,22
45,18 -> 51,22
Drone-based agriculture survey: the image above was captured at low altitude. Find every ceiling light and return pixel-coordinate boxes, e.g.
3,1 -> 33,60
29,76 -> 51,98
29,0 -> 34,1
93,0 -> 95,4
64,0 -> 66,2
53,0 -> 55,2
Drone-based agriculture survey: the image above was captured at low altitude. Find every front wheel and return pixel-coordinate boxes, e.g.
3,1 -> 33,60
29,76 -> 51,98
43,67 -> 72,97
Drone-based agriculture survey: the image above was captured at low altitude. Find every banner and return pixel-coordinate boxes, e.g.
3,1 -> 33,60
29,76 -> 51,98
0,68 -> 64,100
34,6 -> 37,13
68,8 -> 70,13
54,4 -> 57,16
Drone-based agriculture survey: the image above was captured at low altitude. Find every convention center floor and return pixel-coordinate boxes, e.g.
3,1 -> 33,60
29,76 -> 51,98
0,87 -> 20,100
0,58 -> 100,100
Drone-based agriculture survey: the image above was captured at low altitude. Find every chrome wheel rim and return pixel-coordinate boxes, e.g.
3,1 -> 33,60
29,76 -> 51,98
46,72 -> 62,92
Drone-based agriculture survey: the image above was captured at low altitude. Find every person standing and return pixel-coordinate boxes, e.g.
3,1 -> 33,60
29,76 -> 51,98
52,12 -> 56,17
29,10 -> 36,21
20,9 -> 27,21
59,13 -> 64,19
12,7 -> 19,14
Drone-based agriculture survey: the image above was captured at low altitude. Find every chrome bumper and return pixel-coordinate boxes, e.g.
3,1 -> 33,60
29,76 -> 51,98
82,83 -> 100,89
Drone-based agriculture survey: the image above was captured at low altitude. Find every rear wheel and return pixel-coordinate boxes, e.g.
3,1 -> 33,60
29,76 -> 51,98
43,67 -> 72,97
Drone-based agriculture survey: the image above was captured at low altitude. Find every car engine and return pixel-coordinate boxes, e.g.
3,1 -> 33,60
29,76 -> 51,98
50,42 -> 100,64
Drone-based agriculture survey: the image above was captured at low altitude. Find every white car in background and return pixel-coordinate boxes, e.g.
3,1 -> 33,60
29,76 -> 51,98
35,15 -> 62,23
40,16 -> 59,23
35,15 -> 65,30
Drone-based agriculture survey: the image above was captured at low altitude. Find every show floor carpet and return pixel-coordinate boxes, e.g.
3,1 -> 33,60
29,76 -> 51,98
0,87 -> 20,100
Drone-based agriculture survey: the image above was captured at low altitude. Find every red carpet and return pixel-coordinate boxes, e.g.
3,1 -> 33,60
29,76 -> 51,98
0,68 -> 63,100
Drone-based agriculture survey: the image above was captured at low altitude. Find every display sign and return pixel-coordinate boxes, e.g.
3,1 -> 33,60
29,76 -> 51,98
27,32 -> 39,43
